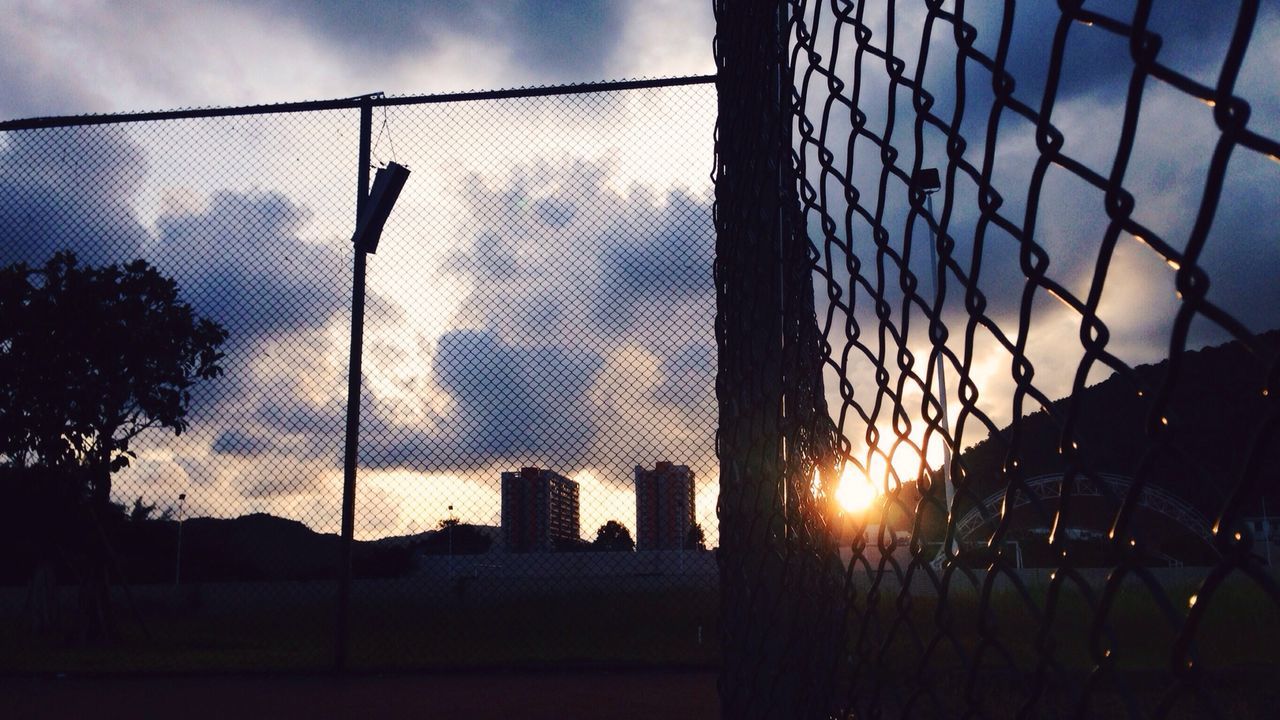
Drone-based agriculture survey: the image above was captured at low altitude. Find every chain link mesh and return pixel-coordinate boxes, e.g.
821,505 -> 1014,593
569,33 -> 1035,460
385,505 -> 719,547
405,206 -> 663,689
715,1 -> 1279,717
0,79 -> 719,672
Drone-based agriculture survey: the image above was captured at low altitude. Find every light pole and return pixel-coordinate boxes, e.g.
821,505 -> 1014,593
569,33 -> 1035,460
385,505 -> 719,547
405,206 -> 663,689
914,168 -> 957,563
174,492 -> 186,587
335,93 -> 410,670
447,504 -> 454,577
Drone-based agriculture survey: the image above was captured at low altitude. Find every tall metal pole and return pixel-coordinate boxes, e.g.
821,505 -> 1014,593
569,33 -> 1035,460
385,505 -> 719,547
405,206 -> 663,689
925,193 -> 953,502
335,95 -> 373,671
925,192 -> 957,559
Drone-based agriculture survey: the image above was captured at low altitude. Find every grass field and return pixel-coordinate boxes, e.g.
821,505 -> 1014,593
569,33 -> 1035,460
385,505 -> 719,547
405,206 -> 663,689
0,578 -> 720,673
827,569 -> 1280,718
0,671 -> 722,720
2,569 -> 1276,717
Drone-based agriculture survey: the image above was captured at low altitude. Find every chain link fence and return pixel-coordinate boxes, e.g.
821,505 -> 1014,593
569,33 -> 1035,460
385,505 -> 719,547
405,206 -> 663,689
0,77 -> 720,672
715,1 -> 1279,718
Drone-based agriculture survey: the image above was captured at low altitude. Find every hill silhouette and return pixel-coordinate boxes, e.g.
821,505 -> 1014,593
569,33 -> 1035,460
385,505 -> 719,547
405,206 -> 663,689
953,330 -> 1280,526
157,515 -> 495,582
0,511 -> 442,586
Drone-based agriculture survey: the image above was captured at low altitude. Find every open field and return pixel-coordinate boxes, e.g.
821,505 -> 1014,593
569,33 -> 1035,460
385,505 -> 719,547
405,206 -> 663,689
0,670 -> 721,720
2,568 -> 1276,673
1,568 -> 1276,717
832,570 -> 1280,718
0,577 -> 720,673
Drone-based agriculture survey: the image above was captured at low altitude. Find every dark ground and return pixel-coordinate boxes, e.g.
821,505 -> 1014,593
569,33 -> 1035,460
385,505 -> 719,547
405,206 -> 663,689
0,670 -> 720,719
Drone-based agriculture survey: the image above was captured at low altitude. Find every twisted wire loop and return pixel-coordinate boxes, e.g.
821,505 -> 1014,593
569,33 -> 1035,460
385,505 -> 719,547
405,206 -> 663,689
715,0 -> 1280,717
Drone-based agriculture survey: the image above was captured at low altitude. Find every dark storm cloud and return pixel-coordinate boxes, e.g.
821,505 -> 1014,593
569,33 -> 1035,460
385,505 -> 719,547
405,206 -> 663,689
600,190 -> 713,304
152,191 -> 348,344
653,343 -> 716,410
254,390 -> 345,439
361,329 -> 604,469
211,429 -> 279,457
155,191 -> 411,468
0,128 -> 148,267
238,467 -> 329,500
534,197 -> 576,228
234,0 -> 623,79
148,190 -> 404,442
436,329 -> 601,458
442,231 -> 519,283
444,163 -> 715,345
1190,153 -> 1280,336
968,1 -> 1273,109
498,0 -> 622,76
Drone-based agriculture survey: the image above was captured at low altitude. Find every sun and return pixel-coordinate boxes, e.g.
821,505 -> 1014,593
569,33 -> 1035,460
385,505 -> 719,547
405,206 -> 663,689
834,464 -> 879,514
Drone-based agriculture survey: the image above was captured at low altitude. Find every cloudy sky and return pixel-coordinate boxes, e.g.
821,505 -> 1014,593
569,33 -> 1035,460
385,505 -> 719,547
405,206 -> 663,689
0,0 -> 714,118
1,0 -> 720,541
2,2 -> 1277,545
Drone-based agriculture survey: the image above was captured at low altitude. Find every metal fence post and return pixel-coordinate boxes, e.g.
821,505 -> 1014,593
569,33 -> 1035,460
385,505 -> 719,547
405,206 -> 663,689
335,94 -> 374,671
712,1 -> 791,716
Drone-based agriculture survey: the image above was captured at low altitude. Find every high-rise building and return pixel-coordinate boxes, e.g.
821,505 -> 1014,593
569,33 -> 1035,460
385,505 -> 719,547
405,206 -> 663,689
635,461 -> 695,551
501,467 -> 581,552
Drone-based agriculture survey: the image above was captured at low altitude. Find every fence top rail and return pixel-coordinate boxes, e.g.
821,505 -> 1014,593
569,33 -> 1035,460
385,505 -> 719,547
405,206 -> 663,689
0,74 -> 718,132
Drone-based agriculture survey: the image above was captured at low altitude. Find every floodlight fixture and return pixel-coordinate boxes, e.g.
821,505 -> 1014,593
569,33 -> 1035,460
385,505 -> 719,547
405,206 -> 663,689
351,161 -> 410,254
914,167 -> 941,194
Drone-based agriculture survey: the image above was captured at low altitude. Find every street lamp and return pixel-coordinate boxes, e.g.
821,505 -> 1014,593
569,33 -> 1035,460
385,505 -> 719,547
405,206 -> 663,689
914,168 -> 957,563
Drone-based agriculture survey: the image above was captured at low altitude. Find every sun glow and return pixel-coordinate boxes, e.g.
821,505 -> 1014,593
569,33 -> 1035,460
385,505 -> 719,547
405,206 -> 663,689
820,433 -> 949,517
834,464 -> 880,514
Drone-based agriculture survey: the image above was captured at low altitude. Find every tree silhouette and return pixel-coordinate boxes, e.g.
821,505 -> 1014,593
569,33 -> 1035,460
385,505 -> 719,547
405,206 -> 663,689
0,252 -> 226,640
592,520 -> 635,552
684,522 -> 707,550
128,497 -> 157,523
417,523 -> 492,555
